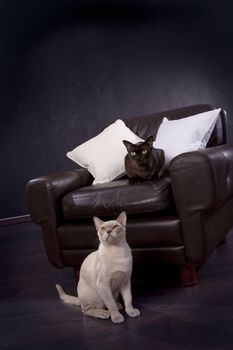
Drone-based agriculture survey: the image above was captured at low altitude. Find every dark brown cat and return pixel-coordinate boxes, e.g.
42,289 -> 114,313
123,136 -> 165,183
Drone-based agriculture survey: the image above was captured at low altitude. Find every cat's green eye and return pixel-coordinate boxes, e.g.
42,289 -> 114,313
142,150 -> 148,154
130,151 -> 136,156
113,225 -> 119,230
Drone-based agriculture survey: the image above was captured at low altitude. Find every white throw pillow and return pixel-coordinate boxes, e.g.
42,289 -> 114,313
67,119 -> 143,185
153,108 -> 221,165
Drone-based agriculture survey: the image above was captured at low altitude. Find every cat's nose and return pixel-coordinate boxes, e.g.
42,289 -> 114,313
106,230 -> 112,234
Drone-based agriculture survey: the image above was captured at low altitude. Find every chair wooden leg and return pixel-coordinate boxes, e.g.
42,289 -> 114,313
179,265 -> 198,286
73,267 -> 80,284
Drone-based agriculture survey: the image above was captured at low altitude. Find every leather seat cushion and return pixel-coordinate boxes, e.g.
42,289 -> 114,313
62,176 -> 174,220
58,216 -> 182,250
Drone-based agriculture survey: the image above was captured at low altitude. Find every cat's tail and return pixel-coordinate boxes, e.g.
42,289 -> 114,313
55,284 -> 81,306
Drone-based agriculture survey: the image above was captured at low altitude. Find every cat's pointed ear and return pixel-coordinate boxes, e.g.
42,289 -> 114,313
145,136 -> 154,148
123,140 -> 134,152
116,211 -> 127,227
93,216 -> 104,231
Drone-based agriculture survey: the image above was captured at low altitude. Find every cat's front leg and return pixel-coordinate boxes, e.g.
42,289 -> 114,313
97,278 -> 124,323
120,279 -> 140,318
129,176 -> 141,184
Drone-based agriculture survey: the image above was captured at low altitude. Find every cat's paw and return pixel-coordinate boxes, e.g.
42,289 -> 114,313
129,178 -> 138,185
126,308 -> 141,318
111,312 -> 124,323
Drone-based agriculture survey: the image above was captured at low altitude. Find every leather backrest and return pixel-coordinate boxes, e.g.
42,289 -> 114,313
124,104 -> 228,147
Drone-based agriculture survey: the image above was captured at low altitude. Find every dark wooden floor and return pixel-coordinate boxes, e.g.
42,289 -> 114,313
1,222 -> 233,350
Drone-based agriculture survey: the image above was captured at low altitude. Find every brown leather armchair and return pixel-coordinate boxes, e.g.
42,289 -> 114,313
26,104 -> 233,286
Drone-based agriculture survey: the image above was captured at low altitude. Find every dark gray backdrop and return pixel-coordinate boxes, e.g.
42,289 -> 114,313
1,0 -> 233,218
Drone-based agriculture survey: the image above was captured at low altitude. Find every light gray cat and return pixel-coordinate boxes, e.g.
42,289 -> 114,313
56,211 -> 140,323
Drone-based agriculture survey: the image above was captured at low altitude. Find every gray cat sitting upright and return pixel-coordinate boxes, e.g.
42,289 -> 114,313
123,135 -> 165,183
56,211 -> 140,324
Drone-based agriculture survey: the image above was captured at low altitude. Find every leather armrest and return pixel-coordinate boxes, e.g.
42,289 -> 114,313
169,144 -> 233,264
169,144 -> 233,213
26,168 -> 93,225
